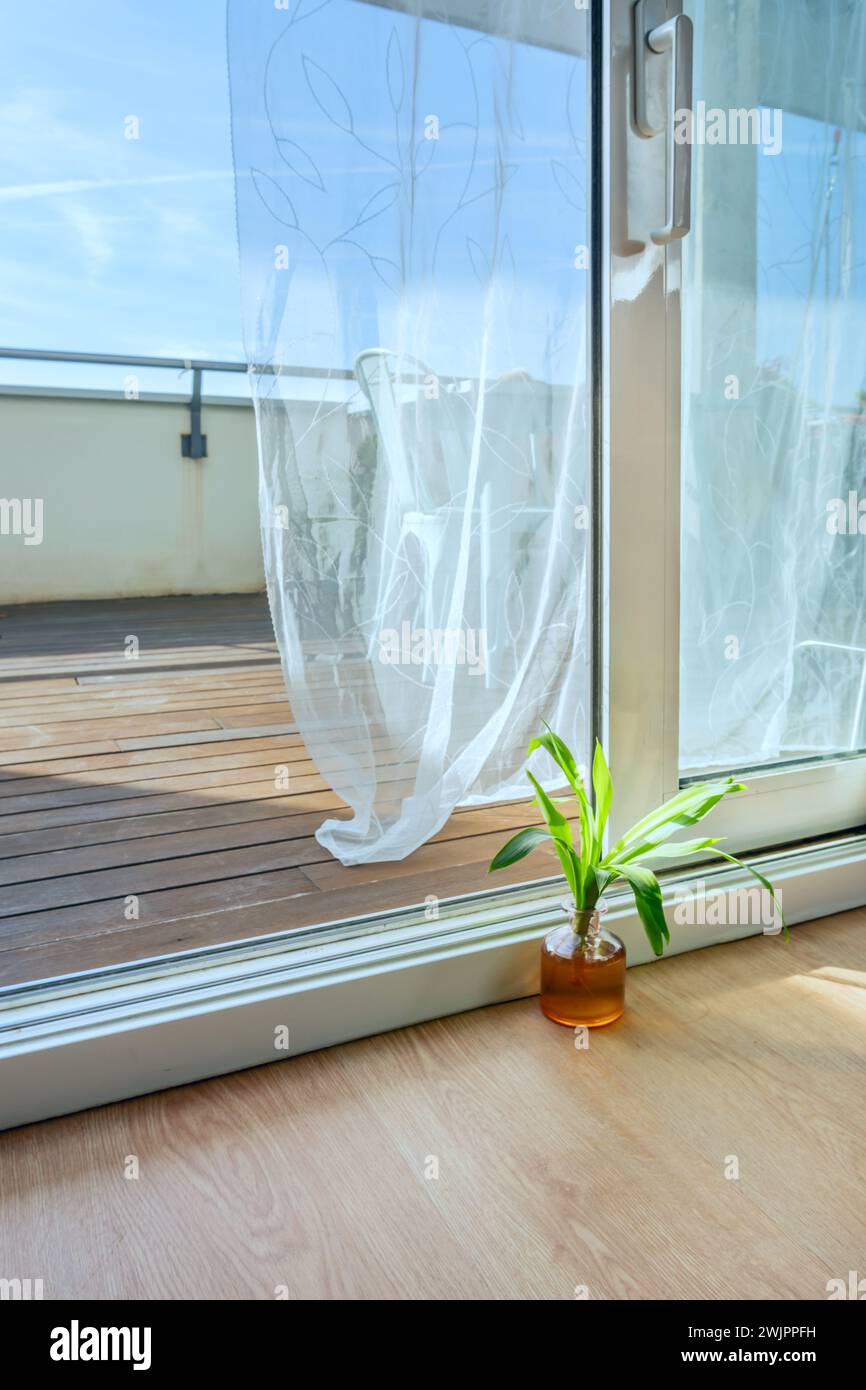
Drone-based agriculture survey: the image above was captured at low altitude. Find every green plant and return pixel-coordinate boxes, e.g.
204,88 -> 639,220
489,724 -> 786,957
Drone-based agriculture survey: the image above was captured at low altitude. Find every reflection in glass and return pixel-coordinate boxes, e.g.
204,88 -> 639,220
681,0 -> 866,774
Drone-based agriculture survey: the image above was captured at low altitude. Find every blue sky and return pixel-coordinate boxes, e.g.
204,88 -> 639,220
0,0 -> 242,392
0,0 -> 590,395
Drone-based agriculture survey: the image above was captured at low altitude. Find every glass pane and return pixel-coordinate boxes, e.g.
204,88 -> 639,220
0,0 -> 242,388
680,0 -> 866,776
0,0 -> 593,992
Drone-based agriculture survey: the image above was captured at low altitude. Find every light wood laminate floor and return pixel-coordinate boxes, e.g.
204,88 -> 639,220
2,908 -> 864,1300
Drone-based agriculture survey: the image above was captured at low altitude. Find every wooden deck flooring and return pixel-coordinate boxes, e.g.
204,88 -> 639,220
0,595 -> 557,987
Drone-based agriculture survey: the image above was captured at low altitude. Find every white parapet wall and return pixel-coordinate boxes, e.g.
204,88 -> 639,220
0,389 -> 264,603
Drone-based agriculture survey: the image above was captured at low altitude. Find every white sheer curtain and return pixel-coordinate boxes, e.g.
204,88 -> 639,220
227,0 -> 591,864
681,0 -> 866,773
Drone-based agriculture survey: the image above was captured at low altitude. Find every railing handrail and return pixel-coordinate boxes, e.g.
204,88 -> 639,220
0,347 -> 355,380
0,347 -> 247,373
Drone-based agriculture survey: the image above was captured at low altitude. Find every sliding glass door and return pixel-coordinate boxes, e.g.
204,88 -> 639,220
0,0 -> 596,994
4,0 -> 865,1006
608,0 -> 866,852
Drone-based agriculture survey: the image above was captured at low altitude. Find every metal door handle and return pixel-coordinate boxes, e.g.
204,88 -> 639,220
634,5 -> 694,245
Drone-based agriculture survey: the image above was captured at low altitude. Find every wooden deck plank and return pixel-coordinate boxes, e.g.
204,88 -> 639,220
115,722 -> 296,750
0,800 -> 545,883
0,868 -> 318,963
0,713 -> 222,752
0,737 -> 307,793
0,766 -> 335,818
0,740 -> 120,768
0,690 -> 291,728
0,783 -> 346,837
0,677 -> 80,697
75,667 -> 286,687
0,814 -> 336,886
0,669 -> 286,703
0,793 -> 321,859
0,723 -> 456,788
0,655 -> 280,679
0,838 -> 333,918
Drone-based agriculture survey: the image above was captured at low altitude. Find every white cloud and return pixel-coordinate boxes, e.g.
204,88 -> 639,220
0,170 -> 233,202
60,201 -> 115,271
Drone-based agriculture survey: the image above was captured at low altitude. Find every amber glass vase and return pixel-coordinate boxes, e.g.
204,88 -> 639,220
540,901 -> 626,1027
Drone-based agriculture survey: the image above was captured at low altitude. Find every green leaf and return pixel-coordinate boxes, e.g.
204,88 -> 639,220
592,740 -> 613,847
489,825 -> 551,872
526,770 -> 572,846
705,849 -> 789,941
551,839 -> 582,904
527,725 -> 581,790
607,779 -> 744,864
610,862 -> 670,956
619,836 -> 725,865
616,779 -> 743,846
593,867 -> 617,900
529,725 -> 596,872
526,768 -> 583,901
